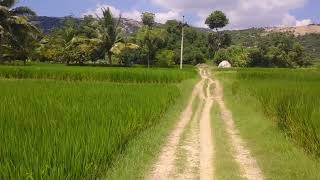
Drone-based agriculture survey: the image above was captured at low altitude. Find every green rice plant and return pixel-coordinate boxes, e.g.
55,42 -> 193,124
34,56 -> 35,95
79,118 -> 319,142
219,68 -> 320,157
0,79 -> 180,179
0,66 -> 196,83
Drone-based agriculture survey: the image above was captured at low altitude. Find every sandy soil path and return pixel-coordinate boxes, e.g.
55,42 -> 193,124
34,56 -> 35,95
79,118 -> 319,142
147,65 -> 264,180
148,66 -> 215,180
147,74 -> 204,180
199,66 -> 215,180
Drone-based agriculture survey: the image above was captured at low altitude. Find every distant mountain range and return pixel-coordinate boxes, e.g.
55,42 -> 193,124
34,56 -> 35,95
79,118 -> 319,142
29,16 -> 144,34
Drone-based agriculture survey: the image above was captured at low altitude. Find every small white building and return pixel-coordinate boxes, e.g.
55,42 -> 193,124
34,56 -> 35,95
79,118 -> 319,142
218,61 -> 232,68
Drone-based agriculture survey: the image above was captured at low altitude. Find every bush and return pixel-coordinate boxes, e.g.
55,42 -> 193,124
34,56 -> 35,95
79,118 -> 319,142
184,47 -> 206,65
214,45 -> 250,67
155,50 -> 175,67
118,48 -> 140,67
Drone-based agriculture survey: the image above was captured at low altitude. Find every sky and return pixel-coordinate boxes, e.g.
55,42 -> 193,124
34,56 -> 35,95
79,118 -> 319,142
17,0 -> 319,29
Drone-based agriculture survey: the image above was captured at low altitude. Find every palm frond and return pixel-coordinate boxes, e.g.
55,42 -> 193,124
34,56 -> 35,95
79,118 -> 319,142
0,0 -> 17,9
0,25 -> 4,34
0,5 -> 10,17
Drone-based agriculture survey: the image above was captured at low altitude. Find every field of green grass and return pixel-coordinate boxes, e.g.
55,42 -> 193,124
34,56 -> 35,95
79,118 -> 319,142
215,68 -> 320,179
0,65 -> 197,179
0,65 -> 196,83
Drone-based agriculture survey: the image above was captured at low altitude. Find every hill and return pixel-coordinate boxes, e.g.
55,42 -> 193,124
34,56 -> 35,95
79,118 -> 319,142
265,25 -> 320,36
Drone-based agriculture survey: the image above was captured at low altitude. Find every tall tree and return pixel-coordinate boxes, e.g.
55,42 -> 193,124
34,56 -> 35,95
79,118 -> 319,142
141,12 -> 156,67
97,8 -> 124,65
205,10 -> 230,57
136,27 -> 167,67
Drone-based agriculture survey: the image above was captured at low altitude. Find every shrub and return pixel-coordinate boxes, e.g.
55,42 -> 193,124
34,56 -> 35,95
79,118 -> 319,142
155,50 -> 175,67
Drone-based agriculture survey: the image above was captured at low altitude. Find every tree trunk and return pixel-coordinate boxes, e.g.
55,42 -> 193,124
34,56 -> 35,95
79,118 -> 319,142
147,51 -> 150,68
216,28 -> 221,49
0,37 -> 2,64
108,52 -> 112,65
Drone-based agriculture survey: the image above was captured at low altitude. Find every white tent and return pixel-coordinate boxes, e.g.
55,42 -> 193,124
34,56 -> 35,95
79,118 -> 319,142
218,61 -> 232,68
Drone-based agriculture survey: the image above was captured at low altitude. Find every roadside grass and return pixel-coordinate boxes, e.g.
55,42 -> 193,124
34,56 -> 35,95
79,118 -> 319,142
226,68 -> 320,156
0,65 -> 196,83
103,78 -> 198,180
215,70 -> 320,179
211,103 -> 244,180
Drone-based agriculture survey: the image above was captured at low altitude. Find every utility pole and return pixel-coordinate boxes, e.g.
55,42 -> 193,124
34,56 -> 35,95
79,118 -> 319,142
180,16 -> 185,70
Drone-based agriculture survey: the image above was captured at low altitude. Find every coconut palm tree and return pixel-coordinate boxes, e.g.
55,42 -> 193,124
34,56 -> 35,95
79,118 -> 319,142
97,8 -> 124,65
0,0 -> 39,63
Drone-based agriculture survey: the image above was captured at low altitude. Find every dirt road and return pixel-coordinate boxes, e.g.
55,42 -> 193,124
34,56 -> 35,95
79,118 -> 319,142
147,65 -> 264,180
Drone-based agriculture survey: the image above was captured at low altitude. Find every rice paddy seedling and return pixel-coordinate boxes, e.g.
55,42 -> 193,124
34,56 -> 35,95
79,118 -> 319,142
0,79 -> 181,179
0,66 -> 196,83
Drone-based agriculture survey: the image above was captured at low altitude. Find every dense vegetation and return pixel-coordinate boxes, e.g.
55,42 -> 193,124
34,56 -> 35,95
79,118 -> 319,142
214,32 -> 312,67
1,0 -> 317,68
297,33 -> 320,62
219,68 -> 320,157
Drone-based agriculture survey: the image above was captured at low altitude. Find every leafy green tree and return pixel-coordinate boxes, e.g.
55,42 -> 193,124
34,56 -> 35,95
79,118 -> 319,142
208,32 -> 231,51
136,27 -> 168,67
155,50 -> 175,67
63,37 -> 101,64
164,20 -> 181,50
39,17 -> 80,64
163,20 -> 208,65
141,12 -> 155,27
97,8 -> 124,64
137,13 -> 167,67
36,37 -> 64,62
184,47 -> 206,65
79,15 -> 100,39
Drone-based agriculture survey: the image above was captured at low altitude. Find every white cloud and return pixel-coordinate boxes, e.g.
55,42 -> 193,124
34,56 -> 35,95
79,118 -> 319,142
282,14 -> 297,26
82,4 -> 121,18
296,19 -> 312,26
82,1 -> 312,28
83,4 -> 181,23
122,10 -> 141,21
151,0 -> 309,28
155,11 -> 181,23
282,14 -> 312,27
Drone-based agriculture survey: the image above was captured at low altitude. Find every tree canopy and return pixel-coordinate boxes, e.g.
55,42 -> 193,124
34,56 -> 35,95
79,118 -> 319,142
141,12 -> 155,27
205,11 -> 229,31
